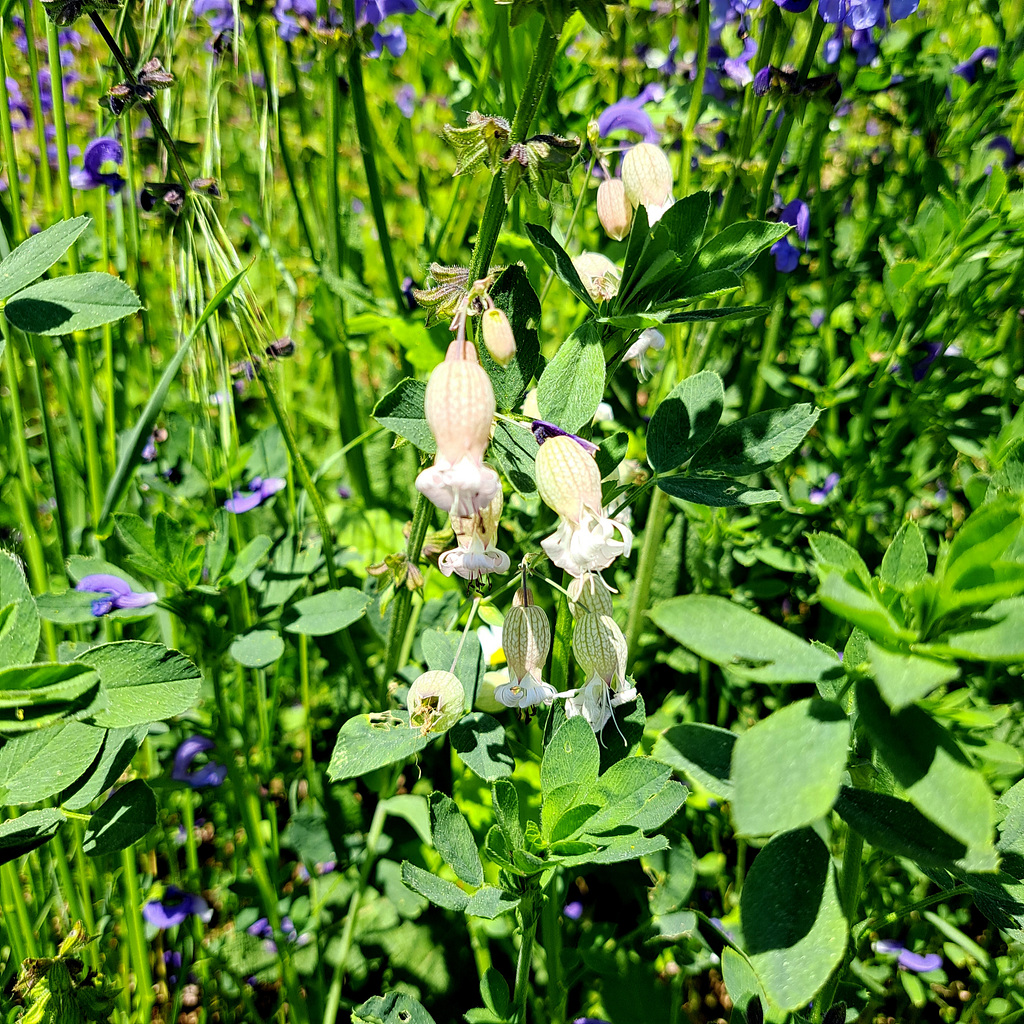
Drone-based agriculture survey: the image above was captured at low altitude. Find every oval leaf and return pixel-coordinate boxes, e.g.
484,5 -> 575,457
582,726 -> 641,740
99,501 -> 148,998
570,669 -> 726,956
5,272 -> 142,336
83,779 -> 157,856
285,588 -> 370,636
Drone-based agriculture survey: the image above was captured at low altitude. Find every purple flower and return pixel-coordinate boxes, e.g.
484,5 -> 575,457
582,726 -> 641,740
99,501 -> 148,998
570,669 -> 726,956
143,887 -> 213,929
224,476 -> 286,514
782,199 -> 810,242
194,0 -> 235,39
987,136 -> 1021,169
772,237 -> 800,273
171,736 -> 227,789
851,28 -> 878,64
6,78 -> 31,130
721,37 -> 758,86
247,915 -> 308,953
597,84 -> 664,144
164,950 -> 183,985
809,472 -> 840,505
753,66 -> 774,96
775,0 -> 812,9
573,1019 -> 612,1024
810,308 -> 826,328
70,137 -> 125,194
953,46 -> 998,84
396,84 -> 416,117
874,939 -> 943,973
76,574 -> 158,617
273,0 -> 317,41
531,420 -> 599,454
564,901 -> 584,920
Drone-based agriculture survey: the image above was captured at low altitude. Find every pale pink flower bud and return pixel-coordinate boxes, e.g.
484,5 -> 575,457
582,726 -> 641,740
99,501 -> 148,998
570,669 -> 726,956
535,435 -> 603,523
481,308 -> 516,366
597,178 -> 634,241
424,349 -> 495,460
622,143 -> 675,224
407,670 -> 465,734
567,572 -> 615,617
572,252 -> 621,303
438,488 -> 511,580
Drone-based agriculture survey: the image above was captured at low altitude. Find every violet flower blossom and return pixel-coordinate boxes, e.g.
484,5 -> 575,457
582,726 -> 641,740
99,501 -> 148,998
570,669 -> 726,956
596,84 -> 664,145
720,36 -> 758,86
273,0 -> 317,41
771,199 -> 810,273
396,84 -> 416,118
224,476 -> 286,514
874,939 -> 943,973
356,0 -> 419,58
76,574 -> 158,617
194,0 -> 236,37
248,916 -> 309,953
171,736 -> 227,789
70,137 -> 125,194
143,887 -> 213,929
531,420 -> 599,454
564,901 -> 584,920
952,46 -> 998,84
810,472 -> 840,505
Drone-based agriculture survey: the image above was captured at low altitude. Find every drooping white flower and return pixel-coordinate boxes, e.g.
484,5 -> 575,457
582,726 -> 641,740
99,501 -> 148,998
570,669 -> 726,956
407,669 -> 465,734
416,340 -> 501,517
535,436 -> 633,577
622,328 -> 665,379
563,611 -> 636,734
567,572 -> 615,618
438,488 -> 511,581
621,142 -> 675,224
571,252 -> 621,303
597,178 -> 634,241
495,588 -> 554,709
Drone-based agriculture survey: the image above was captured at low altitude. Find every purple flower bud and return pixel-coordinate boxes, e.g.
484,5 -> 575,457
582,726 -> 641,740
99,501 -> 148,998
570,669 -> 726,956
953,46 -> 998,84
564,901 -> 584,920
172,736 -> 227,789
143,887 -> 213,929
76,573 -> 158,617
753,66 -> 774,96
531,420 -> 599,454
809,472 -> 841,505
224,476 -> 286,513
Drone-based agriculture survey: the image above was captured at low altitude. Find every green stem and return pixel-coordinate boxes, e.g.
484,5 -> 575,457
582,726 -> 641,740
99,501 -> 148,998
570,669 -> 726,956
680,0 -> 710,196
2,860 -> 39,958
748,286 -> 785,414
512,900 -> 538,1024
548,581 -> 573,696
0,41 -> 25,238
347,44 -> 406,316
624,486 -> 669,661
322,775 -> 397,1024
382,491 -> 433,692
20,0 -> 53,215
468,25 -> 561,280
120,846 -> 154,1021
541,874 -> 565,1023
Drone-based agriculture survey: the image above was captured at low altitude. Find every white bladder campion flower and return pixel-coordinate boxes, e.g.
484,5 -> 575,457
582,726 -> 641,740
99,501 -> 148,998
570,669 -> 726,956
564,611 -> 636,734
596,177 -> 633,241
407,670 -> 465,735
416,340 -> 501,517
438,488 -> 511,581
567,571 -> 615,617
495,588 -> 554,709
535,435 -> 633,577
622,327 -> 665,380
621,142 -> 675,224
571,252 -> 621,303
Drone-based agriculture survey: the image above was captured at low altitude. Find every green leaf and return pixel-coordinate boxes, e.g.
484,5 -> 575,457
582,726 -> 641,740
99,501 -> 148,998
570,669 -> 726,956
225,535 -> 273,586
0,552 -> 39,669
400,861 -> 470,912
421,629 -> 484,710
327,711 -> 431,781
808,533 -> 872,588
76,641 -> 202,729
230,630 -> 285,668
524,222 -> 599,312
690,404 -> 821,477
577,832 -> 669,866
62,726 -> 146,811
663,305 -> 769,324
646,371 -> 724,473
285,588 -> 370,636
657,476 -> 781,507
867,641 -> 959,711
652,723 -> 735,796
696,221 -> 791,275
0,663 -> 103,735
649,595 -> 841,685
536,321 -> 606,432
656,191 -> 711,271
82,779 -> 156,856
598,692 -> 646,774
741,828 -> 847,1012
466,886 -> 520,919
542,716 -> 600,798
0,721 -> 105,805
352,993 -> 438,1024
856,678 -> 997,864
491,780 -> 524,850
478,265 -> 541,411
0,215 -> 90,301
450,712 -> 514,781
372,378 -> 436,453
490,420 -> 538,496
4,272 -> 142,335
583,760 -> 687,835
731,699 -> 850,836
480,968 -> 511,1018
817,574 -> 915,644
113,513 -> 176,584
430,792 -> 484,886
721,948 -> 769,1024
925,599 -> 1024,662
0,809 -> 66,866
879,522 -> 929,592
675,269 -> 742,301
834,787 -> 966,868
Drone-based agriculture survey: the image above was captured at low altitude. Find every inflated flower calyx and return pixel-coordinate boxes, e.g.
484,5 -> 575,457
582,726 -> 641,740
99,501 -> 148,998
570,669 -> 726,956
441,112 -> 511,176
567,572 -> 615,617
621,142 -> 674,223
566,612 -> 637,733
571,252 -> 621,303
407,670 -> 465,734
496,588 -> 555,708
481,307 -> 516,366
501,134 -> 581,202
416,340 -> 501,517
597,178 -> 634,241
